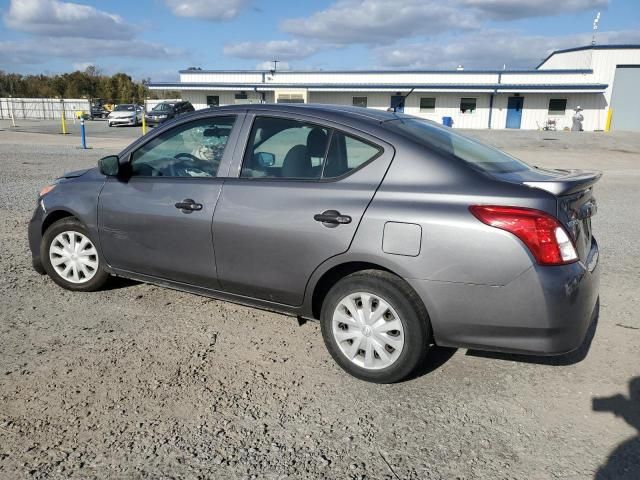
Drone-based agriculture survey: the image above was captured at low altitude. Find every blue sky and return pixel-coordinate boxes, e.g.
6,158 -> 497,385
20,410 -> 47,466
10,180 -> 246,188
1,0 -> 639,80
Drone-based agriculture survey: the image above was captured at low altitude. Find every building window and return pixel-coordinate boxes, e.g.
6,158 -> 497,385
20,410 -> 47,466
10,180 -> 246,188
548,98 -> 567,115
276,93 -> 305,104
352,96 -> 368,108
234,92 -> 249,104
420,97 -> 436,112
206,95 -> 219,107
460,98 -> 476,114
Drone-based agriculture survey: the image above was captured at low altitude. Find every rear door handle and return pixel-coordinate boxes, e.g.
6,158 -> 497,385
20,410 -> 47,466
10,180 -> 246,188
314,210 -> 352,227
175,198 -> 203,213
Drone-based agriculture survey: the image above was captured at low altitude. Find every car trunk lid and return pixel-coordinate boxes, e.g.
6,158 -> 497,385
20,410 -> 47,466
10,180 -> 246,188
493,168 -> 601,262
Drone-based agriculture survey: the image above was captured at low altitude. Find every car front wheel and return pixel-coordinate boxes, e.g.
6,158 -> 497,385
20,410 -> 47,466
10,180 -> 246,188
41,217 -> 110,291
320,270 -> 431,383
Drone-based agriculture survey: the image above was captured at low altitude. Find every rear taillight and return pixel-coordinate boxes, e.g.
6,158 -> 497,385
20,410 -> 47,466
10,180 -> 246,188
469,205 -> 578,266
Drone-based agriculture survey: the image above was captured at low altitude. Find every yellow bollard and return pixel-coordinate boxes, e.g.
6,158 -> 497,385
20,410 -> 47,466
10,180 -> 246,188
605,108 -> 613,132
60,110 -> 68,135
141,110 -> 147,136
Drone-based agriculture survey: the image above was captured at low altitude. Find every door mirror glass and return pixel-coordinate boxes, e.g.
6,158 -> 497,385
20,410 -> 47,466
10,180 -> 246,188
98,155 -> 119,176
255,151 -> 275,167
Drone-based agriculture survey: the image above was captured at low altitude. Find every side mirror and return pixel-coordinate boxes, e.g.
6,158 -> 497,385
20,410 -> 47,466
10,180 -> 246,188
98,155 -> 120,176
255,151 -> 275,167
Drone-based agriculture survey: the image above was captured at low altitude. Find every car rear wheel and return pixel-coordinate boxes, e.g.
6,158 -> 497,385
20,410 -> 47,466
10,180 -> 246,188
41,218 -> 109,292
320,270 -> 431,383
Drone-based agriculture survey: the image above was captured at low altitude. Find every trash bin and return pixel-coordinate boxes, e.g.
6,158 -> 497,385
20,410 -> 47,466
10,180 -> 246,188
442,116 -> 453,127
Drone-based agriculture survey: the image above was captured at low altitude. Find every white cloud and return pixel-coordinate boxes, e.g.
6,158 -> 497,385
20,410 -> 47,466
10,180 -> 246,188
374,29 -> 640,69
164,0 -> 250,20
0,38 -> 184,66
255,61 -> 290,70
461,0 -> 609,20
281,0 -> 477,45
72,62 -> 94,71
4,0 -> 135,39
223,40 -> 322,61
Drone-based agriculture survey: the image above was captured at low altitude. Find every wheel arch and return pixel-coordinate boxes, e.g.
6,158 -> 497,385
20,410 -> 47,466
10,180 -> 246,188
41,209 -> 77,235
310,261 -> 410,320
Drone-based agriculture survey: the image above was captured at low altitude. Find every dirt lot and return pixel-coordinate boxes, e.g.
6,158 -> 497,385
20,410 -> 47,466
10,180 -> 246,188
0,123 -> 639,479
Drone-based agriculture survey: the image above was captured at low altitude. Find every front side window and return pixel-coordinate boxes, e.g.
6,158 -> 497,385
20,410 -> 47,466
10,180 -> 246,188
548,98 -> 567,115
241,117 -> 329,179
130,116 -> 235,178
420,97 -> 436,112
460,98 -> 476,114
353,96 -> 368,108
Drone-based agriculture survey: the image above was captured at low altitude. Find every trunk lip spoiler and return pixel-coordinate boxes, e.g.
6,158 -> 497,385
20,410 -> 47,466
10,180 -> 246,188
523,169 -> 602,196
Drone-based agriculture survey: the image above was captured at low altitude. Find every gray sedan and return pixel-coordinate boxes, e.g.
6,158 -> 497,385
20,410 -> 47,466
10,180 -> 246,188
29,104 -> 600,383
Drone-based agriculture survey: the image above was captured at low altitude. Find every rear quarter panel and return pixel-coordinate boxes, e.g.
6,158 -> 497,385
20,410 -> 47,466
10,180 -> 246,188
349,139 -> 558,286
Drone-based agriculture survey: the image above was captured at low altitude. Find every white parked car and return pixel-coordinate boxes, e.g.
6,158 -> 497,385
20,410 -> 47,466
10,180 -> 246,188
107,104 -> 143,127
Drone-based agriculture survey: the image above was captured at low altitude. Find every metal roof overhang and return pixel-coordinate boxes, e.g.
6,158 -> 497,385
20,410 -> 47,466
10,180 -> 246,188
148,82 -> 608,93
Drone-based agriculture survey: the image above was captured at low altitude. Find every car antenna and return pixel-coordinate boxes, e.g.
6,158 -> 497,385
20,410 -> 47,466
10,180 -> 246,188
387,87 -> 416,113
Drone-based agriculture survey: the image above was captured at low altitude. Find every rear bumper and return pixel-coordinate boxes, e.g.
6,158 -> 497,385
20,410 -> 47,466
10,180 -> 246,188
408,237 -> 600,355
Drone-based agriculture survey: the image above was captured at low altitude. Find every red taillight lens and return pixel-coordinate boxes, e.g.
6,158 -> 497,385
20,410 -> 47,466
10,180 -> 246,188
469,205 -> 578,266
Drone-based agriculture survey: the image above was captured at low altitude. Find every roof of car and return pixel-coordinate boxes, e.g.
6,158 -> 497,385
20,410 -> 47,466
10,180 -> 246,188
209,102 -> 404,124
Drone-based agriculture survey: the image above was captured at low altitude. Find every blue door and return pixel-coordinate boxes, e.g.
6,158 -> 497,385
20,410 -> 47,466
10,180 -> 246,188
390,95 -> 405,113
506,96 -> 524,129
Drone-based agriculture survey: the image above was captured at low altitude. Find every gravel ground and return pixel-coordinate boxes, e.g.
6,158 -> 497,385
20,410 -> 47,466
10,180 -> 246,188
0,126 -> 639,479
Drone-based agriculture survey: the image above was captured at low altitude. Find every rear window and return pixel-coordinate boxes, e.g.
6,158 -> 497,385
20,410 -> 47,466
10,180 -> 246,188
391,118 -> 531,174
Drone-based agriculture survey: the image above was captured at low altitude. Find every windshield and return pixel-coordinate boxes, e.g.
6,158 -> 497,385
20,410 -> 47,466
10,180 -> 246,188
115,104 -> 135,111
152,103 -> 172,112
390,118 -> 531,174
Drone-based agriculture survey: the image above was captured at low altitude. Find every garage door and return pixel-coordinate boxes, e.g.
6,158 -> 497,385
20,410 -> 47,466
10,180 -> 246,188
610,65 -> 640,132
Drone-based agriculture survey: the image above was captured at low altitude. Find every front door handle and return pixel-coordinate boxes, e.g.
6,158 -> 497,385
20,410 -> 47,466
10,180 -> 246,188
314,210 -> 352,227
175,198 -> 203,213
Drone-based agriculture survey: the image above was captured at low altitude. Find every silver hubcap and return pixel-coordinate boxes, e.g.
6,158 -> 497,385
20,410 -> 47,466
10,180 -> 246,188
332,292 -> 405,370
49,231 -> 99,284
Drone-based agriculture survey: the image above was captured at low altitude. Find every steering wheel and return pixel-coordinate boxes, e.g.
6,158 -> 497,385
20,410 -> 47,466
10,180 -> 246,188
171,152 -> 210,177
174,152 -> 200,162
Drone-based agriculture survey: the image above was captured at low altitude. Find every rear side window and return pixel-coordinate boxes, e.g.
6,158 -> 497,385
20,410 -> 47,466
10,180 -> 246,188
323,132 -> 381,178
241,117 -> 329,179
392,118 -> 531,174
241,116 -> 382,180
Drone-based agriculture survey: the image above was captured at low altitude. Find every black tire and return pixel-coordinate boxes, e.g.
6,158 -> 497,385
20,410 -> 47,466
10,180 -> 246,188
40,217 -> 110,292
320,270 -> 431,383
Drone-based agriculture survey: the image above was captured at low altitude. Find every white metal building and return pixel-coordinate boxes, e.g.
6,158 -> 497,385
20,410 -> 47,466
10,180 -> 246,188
148,45 -> 640,131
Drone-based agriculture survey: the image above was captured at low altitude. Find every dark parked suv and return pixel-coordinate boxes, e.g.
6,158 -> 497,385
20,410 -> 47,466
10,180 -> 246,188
145,101 -> 195,126
29,104 -> 600,383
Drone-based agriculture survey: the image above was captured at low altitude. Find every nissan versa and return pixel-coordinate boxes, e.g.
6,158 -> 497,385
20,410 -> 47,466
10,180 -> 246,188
29,104 -> 600,383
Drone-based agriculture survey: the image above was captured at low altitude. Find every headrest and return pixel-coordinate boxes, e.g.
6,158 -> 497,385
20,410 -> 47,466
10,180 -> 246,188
307,128 -> 328,157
